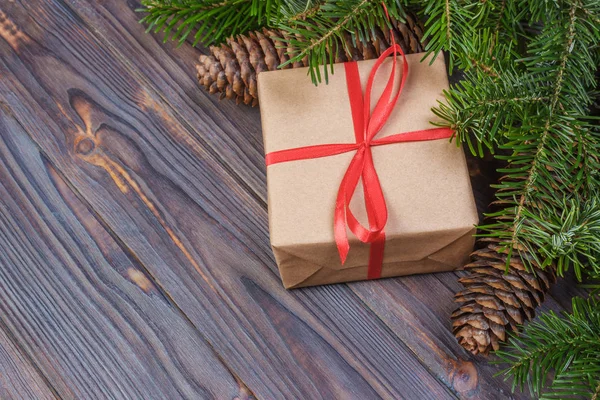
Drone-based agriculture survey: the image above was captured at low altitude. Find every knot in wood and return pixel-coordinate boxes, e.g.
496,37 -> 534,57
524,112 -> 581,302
76,138 -> 95,155
451,360 -> 478,395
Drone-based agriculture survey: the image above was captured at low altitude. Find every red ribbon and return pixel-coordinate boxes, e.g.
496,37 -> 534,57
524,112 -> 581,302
265,43 -> 453,280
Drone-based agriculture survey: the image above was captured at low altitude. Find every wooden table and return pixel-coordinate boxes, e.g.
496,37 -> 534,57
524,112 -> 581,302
0,1 -> 582,398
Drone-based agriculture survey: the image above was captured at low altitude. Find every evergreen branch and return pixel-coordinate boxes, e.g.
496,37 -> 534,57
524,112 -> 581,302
578,3 -> 600,25
496,295 -> 600,399
410,0 -> 521,71
475,96 -> 549,106
593,382 -> 600,400
509,1 -> 580,249
432,66 -> 547,154
138,0 -> 284,45
467,56 -> 498,78
443,0 -> 450,42
277,0 -> 405,83
281,0 -> 325,21
514,193 -> 600,280
287,0 -> 372,59
433,0 -> 600,278
491,0 -> 507,47
417,0 -> 475,71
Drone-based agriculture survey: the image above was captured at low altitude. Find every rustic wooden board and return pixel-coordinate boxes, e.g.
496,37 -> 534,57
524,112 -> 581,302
0,326 -> 56,400
31,2 -> 509,397
0,2 -> 453,398
0,110 -> 244,398
56,2 -> 564,398
0,0 -> 578,398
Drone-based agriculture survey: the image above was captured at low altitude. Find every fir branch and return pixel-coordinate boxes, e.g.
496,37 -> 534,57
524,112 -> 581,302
458,28 -> 516,77
417,0 -> 475,71
138,0 -> 283,45
443,0 -> 450,41
468,56 -> 498,78
277,0 -> 405,83
515,193 -> 600,280
491,0 -> 507,46
578,3 -> 600,25
433,0 -> 600,278
509,1 -> 580,249
593,382 -> 600,400
281,0 -> 325,21
287,0 -> 372,58
432,66 -> 548,154
496,295 -> 600,399
410,0 -> 521,71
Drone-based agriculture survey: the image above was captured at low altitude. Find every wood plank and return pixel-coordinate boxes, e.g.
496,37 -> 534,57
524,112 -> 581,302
0,2 -> 455,398
69,0 -> 268,207
0,109 -> 245,398
0,325 -> 56,400
352,271 -> 575,400
67,0 -> 266,178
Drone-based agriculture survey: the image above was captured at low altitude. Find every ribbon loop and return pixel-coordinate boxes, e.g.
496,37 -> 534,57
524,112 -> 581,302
334,43 -> 405,265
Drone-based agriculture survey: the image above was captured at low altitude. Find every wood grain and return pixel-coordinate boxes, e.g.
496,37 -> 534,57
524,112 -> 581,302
0,109 -> 244,398
0,0 -> 578,398
62,2 -> 542,397
0,1 -> 454,398
0,325 -> 56,400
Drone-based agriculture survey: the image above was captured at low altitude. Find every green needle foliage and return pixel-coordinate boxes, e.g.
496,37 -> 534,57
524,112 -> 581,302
496,295 -> 600,399
138,0 -> 282,45
427,0 -> 600,281
138,0 -> 406,82
275,0 -> 405,83
137,0 -> 332,46
515,194 -> 600,282
139,0 -> 600,278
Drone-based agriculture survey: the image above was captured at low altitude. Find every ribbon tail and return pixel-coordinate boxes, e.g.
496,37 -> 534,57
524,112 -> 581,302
334,195 -> 350,264
367,232 -> 386,279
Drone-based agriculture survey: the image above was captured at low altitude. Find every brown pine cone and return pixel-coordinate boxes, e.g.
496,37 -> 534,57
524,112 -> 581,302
451,237 -> 556,355
196,13 -> 426,106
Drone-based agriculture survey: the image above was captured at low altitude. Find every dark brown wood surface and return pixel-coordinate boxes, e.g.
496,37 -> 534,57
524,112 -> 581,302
0,324 -> 56,399
0,1 -> 579,398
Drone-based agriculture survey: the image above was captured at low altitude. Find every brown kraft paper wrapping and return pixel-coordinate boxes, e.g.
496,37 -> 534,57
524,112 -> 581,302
258,53 -> 479,289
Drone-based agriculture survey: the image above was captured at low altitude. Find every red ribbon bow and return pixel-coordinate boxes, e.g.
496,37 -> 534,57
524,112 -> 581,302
265,44 -> 453,279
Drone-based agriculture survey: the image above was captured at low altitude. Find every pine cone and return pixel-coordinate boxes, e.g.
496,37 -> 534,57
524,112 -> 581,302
196,13 -> 426,106
452,237 -> 556,355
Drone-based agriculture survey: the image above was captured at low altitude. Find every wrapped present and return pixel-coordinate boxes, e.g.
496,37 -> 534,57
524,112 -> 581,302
258,46 -> 478,289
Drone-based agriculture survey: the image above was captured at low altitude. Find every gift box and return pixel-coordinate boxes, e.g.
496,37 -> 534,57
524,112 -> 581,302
258,51 -> 478,289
